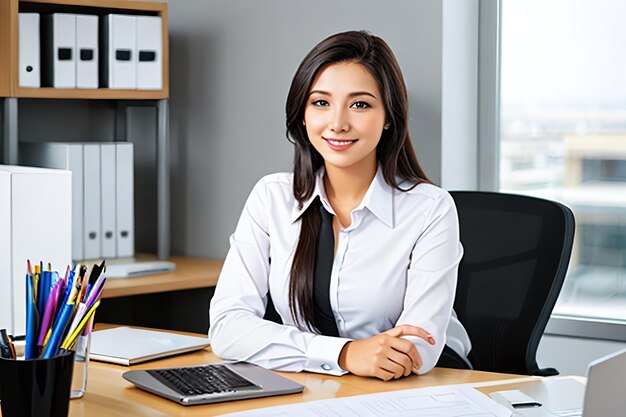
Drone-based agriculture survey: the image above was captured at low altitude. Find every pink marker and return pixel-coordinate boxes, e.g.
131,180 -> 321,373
37,279 -> 63,346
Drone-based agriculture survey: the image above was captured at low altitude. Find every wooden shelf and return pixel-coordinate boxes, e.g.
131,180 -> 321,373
101,257 -> 224,299
23,0 -> 166,12
16,86 -> 168,99
0,0 -> 18,97
0,0 -> 169,99
1,0 -> 171,256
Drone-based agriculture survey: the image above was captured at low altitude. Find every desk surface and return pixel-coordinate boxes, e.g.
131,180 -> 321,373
102,257 -> 223,299
76,267 -> 533,416
0,325 -> 533,416
67,346 -> 527,416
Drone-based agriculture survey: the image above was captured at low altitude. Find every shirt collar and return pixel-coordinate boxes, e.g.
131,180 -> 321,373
290,169 -> 327,223
290,165 -> 394,228
362,166 -> 394,228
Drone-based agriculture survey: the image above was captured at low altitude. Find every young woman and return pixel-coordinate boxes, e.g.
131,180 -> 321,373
209,31 -> 471,381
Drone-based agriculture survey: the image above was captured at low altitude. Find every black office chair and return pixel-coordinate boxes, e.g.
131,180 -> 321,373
449,191 -> 575,376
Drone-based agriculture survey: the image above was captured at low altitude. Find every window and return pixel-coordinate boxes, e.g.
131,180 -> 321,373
499,0 -> 626,322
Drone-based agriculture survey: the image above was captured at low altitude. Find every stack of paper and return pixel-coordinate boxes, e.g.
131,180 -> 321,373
217,384 -> 511,417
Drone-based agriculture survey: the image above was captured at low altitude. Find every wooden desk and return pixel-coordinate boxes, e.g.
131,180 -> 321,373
102,257 -> 223,299
65,348 -> 527,416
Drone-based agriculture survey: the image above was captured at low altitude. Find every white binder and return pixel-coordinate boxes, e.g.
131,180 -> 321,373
18,13 -> 41,88
116,143 -> 135,258
100,143 -> 117,258
103,14 -> 136,89
0,173 -> 11,332
42,13 -> 76,88
76,14 -> 99,89
19,142 -> 84,262
0,165 -> 72,337
136,16 -> 162,90
83,143 -> 101,260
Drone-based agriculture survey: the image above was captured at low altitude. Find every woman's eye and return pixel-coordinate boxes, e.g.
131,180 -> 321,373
351,101 -> 370,109
311,100 -> 329,107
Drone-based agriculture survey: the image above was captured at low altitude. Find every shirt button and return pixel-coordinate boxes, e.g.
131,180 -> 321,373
321,363 -> 332,371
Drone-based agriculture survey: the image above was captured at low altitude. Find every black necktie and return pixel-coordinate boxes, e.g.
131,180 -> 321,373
313,202 -> 340,337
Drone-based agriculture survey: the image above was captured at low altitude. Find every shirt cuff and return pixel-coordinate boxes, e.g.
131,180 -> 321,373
304,334 -> 352,376
403,335 -> 442,375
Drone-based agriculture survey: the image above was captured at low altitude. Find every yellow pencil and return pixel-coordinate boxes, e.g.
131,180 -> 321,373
61,300 -> 100,350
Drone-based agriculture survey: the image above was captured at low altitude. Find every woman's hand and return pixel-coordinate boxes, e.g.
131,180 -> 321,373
338,325 -> 435,381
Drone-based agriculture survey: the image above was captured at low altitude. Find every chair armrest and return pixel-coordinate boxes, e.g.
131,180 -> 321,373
530,367 -> 559,377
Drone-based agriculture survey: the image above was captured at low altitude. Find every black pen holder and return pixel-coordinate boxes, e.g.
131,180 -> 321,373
0,351 -> 75,417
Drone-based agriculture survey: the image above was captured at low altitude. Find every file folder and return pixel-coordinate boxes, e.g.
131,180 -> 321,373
84,144 -> 102,260
18,13 -> 41,88
76,14 -> 99,89
100,143 -> 117,258
116,143 -> 135,258
102,14 -> 136,89
19,142 -> 84,262
42,13 -> 76,88
136,16 -> 162,90
0,165 -> 72,336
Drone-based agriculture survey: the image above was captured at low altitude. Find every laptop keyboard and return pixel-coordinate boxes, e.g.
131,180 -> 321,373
148,364 -> 260,397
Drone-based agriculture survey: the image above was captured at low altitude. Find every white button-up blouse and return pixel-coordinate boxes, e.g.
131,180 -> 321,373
209,166 -> 471,376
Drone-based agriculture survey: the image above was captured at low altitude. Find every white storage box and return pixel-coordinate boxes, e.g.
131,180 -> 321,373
0,165 -> 72,336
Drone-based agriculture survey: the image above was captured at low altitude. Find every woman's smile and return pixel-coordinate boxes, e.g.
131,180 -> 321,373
323,137 -> 358,151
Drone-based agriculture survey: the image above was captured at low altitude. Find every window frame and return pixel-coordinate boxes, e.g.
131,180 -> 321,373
477,0 -> 626,342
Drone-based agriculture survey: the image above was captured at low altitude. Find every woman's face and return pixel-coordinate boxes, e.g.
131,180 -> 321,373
304,62 -> 386,172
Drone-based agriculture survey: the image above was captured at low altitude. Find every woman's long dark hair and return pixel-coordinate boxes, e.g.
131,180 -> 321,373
285,30 -> 429,331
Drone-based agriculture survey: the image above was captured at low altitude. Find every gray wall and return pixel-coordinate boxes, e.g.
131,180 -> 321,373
168,0 -> 445,258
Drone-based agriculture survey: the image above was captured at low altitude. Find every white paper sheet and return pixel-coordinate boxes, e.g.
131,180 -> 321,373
218,384 -> 512,417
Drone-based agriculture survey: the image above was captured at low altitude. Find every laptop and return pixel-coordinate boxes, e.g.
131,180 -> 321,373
490,348 -> 626,416
90,327 -> 210,365
122,362 -> 304,405
104,260 -> 176,278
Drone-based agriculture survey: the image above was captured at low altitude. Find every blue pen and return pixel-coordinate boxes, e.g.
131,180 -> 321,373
25,274 -> 39,359
60,271 -> 75,307
50,271 -> 60,288
38,261 -> 43,300
37,270 -> 44,314
82,283 -> 92,303
50,273 -> 74,338
38,271 -> 51,316
42,301 -> 75,359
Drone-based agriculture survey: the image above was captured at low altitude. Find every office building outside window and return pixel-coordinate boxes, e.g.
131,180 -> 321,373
500,0 -> 626,322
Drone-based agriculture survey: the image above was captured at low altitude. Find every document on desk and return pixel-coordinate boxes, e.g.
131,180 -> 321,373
218,384 -> 511,417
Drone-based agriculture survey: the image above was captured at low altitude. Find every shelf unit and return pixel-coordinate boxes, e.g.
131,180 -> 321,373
0,0 -> 170,259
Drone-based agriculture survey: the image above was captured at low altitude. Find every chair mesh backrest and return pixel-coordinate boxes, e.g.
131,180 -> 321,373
450,191 -> 575,375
